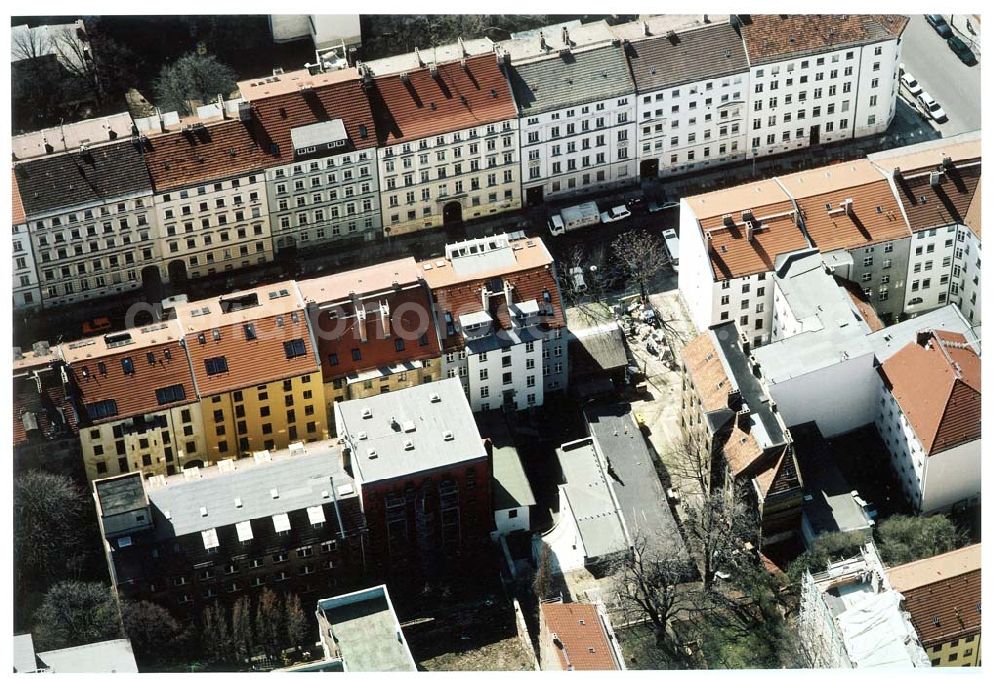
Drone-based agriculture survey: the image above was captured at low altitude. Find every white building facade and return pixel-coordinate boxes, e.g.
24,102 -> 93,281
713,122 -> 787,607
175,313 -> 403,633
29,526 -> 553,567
12,219 -> 41,310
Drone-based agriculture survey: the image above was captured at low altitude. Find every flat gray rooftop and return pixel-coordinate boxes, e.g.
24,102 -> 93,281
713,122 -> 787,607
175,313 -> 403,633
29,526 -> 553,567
791,422 -> 871,536
755,252 -> 873,384
492,444 -> 536,511
318,586 -> 415,672
867,303 -> 978,363
145,441 -> 354,539
586,404 -> 688,561
556,437 -> 629,561
336,378 -> 485,484
95,473 -> 147,516
35,639 -> 138,673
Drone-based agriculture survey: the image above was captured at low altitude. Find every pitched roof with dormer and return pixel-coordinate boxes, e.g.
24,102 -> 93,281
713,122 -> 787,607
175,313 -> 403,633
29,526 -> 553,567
369,53 -> 517,146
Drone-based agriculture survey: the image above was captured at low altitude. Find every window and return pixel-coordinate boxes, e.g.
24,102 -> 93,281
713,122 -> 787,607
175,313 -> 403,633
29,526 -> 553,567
205,357 -> 228,375
351,348 -> 362,361
156,385 -> 187,405
283,339 -> 307,358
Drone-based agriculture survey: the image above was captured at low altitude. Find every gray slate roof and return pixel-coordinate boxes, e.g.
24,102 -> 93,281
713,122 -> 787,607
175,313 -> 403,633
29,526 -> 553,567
508,45 -> 635,115
145,442 -> 354,539
625,23 -> 749,92
95,473 -> 148,516
336,378 -> 486,484
556,437 -> 629,561
14,139 -> 153,216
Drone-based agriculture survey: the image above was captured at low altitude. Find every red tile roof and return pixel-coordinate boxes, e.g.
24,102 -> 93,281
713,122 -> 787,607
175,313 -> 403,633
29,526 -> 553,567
178,286 -> 322,397
369,54 -> 517,146
60,321 -> 198,425
431,266 -> 566,351
887,545 -> 981,646
791,178 -> 910,251
308,283 -> 441,382
13,366 -> 78,446
700,201 -> 809,280
245,78 -> 378,161
878,330 -> 981,455
892,160 -> 981,232
143,118 -> 279,192
965,181 -> 981,240
540,602 -> 618,671
755,446 -> 801,498
12,170 -> 26,225
740,15 -> 908,65
681,331 -> 735,413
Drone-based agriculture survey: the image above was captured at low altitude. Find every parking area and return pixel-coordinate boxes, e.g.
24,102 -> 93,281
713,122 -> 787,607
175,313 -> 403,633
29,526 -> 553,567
900,14 -> 981,136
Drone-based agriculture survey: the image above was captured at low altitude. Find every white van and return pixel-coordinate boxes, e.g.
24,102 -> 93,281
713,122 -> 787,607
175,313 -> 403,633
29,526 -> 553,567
662,228 -> 679,266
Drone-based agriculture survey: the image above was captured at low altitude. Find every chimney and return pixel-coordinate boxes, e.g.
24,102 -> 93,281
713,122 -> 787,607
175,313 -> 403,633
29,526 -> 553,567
379,299 -> 391,338
355,300 -> 368,343
481,285 -> 489,311
892,166 -> 903,181
643,20 -> 651,36
400,72 -> 410,84
458,37 -> 467,57
32,341 -> 51,357
741,209 -> 753,223
504,279 -> 515,307
929,171 -> 942,188
155,107 -> 166,133
415,47 -> 424,68
941,156 -> 954,170
539,31 -> 547,51
429,60 -> 439,79
218,93 -> 227,119
562,26 -> 571,47
842,197 -> 854,216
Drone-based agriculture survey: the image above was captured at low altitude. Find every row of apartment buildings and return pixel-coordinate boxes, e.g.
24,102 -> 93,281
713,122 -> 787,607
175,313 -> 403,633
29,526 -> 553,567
13,232 -> 569,482
10,13 -> 908,309
679,132 -> 982,343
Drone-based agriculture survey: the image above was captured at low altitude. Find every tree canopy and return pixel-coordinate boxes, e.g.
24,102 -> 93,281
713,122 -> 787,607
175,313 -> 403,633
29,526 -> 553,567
875,513 -> 963,566
14,471 -> 87,593
31,581 -> 122,652
153,52 -> 237,116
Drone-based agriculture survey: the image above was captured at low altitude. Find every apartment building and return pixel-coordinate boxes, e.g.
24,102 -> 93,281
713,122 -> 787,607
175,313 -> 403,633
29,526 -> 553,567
62,320 -> 206,481
886,544 -> 981,667
12,171 -> 41,309
874,329 -> 980,514
799,543 -> 931,668
678,176 -> 811,345
248,74 -> 382,253
11,112 -> 135,161
298,257 -> 442,415
625,22 -> 749,179
870,138 -> 982,319
739,15 -> 907,157
14,138 -> 158,307
176,282 -> 328,459
367,52 -> 521,236
420,233 -> 568,411
679,322 -> 801,544
777,160 -> 912,323
93,440 -> 370,619
143,118 -> 275,284
333,378 -> 492,578
508,43 -> 636,205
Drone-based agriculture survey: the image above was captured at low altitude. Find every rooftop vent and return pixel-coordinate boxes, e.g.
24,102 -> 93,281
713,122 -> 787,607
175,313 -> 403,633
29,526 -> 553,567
117,536 -> 132,548
270,488 -> 279,499
234,497 -> 243,508
403,440 -> 415,451
200,506 -> 208,517
403,420 -> 416,433
362,407 -> 373,419
443,431 -> 455,441
429,392 -> 441,403
367,448 -> 378,459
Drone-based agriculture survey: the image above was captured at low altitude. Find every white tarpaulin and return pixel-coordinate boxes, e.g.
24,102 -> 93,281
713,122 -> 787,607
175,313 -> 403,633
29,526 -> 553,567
836,590 -> 930,667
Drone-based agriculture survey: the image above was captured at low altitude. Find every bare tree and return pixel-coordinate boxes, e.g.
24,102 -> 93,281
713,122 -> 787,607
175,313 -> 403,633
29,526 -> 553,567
612,230 -> 669,301
681,488 -> 758,591
533,542 -> 556,601
201,601 -> 232,667
231,596 -> 254,666
255,588 -> 286,660
610,536 -> 698,655
664,430 -> 714,502
11,25 -> 52,61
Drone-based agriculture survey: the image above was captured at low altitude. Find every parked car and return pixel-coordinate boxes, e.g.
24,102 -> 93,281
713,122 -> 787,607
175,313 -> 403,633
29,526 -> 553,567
82,317 -> 111,336
647,197 -> 680,213
600,205 -> 631,223
898,66 -> 921,95
925,14 -> 953,38
917,92 -> 948,123
569,266 -> 587,293
947,35 -> 977,65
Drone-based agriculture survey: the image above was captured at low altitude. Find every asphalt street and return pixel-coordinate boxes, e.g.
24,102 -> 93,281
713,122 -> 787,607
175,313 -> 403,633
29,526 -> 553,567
900,14 -> 981,136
